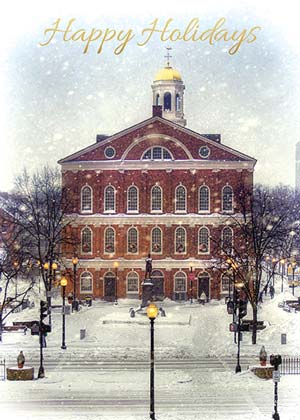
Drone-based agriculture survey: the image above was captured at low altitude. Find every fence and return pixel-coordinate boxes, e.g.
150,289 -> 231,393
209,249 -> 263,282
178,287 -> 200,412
0,359 -> 6,380
281,357 -> 300,375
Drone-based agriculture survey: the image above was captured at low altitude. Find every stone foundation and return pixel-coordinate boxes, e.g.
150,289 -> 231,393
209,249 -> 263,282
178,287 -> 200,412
7,366 -> 34,381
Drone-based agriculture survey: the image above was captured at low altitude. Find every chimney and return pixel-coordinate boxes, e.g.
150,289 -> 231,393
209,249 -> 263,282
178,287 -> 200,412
152,105 -> 162,118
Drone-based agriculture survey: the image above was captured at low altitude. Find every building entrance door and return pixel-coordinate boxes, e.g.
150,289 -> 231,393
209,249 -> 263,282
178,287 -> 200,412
104,272 -> 116,301
198,272 -> 210,301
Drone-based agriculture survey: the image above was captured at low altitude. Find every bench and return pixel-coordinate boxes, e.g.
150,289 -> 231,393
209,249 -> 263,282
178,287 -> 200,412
241,320 -> 266,331
3,325 -> 27,334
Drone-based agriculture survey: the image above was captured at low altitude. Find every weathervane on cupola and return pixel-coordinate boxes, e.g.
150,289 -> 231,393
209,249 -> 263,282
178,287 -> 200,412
151,47 -> 187,127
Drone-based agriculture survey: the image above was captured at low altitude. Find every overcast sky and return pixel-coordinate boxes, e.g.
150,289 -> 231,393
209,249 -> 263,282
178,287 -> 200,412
0,0 -> 300,191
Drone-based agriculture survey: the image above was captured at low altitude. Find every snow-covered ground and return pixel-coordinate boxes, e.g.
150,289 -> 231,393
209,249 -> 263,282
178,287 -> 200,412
0,274 -> 300,419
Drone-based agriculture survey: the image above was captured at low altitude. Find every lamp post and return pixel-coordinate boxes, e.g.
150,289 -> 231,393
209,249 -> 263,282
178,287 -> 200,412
146,302 -> 158,420
280,259 -> 285,293
43,262 -> 58,327
114,261 -> 119,304
272,258 -> 277,288
235,280 -> 244,373
72,257 -> 78,311
188,263 -> 194,304
60,276 -> 68,350
291,261 -> 296,296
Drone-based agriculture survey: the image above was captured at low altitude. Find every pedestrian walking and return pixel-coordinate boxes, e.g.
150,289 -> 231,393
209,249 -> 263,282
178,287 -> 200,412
270,285 -> 275,299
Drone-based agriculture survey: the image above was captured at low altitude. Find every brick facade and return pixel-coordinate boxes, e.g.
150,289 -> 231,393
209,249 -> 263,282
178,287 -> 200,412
59,109 -> 255,302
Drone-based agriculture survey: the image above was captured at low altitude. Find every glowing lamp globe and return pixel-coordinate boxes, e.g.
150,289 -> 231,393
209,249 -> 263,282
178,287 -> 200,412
147,303 -> 158,320
60,277 -> 68,287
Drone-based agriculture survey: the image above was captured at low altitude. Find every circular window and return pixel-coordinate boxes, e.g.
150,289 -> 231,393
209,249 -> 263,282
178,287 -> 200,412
199,145 -> 210,159
104,146 -> 116,159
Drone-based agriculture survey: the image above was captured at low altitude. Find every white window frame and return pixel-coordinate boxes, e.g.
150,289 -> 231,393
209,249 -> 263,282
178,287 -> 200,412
151,226 -> 163,254
104,226 -> 115,254
222,185 -> 234,213
141,147 -> 173,161
198,226 -> 210,255
80,271 -> 93,293
127,227 -> 139,254
221,274 -> 230,294
174,271 -> 187,293
127,185 -> 139,213
81,185 -> 93,213
81,226 -> 92,254
104,185 -> 116,213
174,226 -> 187,254
151,185 -> 163,213
126,271 -> 139,294
198,185 -> 210,213
175,185 -> 187,213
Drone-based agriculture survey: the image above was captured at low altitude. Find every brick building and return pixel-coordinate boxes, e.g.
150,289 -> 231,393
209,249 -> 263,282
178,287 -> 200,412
59,63 -> 256,302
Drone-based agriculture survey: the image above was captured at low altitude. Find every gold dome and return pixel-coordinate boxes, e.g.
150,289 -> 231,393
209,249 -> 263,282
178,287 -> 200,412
154,66 -> 182,81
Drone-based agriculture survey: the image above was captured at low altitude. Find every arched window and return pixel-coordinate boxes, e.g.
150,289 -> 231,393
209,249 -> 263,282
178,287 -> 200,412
222,186 -> 233,212
104,186 -> 115,212
127,272 -> 139,293
104,227 -> 115,254
164,92 -> 171,111
222,226 -> 233,254
176,94 -> 180,111
127,227 -> 138,254
81,227 -> 92,253
151,270 -> 164,298
151,185 -> 163,212
156,94 -> 160,106
198,227 -> 210,254
174,271 -> 187,292
151,227 -> 162,254
80,271 -> 93,293
221,274 -> 230,293
127,186 -> 138,213
175,227 -> 186,253
142,147 -> 172,161
199,186 -> 210,212
81,185 -> 92,212
175,185 -> 186,212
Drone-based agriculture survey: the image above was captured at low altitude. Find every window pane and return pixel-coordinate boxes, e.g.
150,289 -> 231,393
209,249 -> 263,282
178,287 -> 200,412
174,273 -> 186,292
152,186 -> 162,211
105,186 -> 115,211
153,147 -> 162,160
128,228 -> 138,253
175,227 -> 186,253
199,186 -> 209,211
222,227 -> 233,253
223,186 -> 233,211
199,227 -> 209,253
105,228 -> 115,253
152,227 -> 162,253
163,149 -> 172,160
143,149 -> 152,160
128,186 -> 138,212
81,272 -> 92,292
81,186 -> 92,211
127,273 -> 139,292
221,275 -> 230,292
175,186 -> 186,211
82,228 -> 92,253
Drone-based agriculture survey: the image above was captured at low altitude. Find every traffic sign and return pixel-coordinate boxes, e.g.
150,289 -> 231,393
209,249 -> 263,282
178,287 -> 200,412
188,273 -> 195,281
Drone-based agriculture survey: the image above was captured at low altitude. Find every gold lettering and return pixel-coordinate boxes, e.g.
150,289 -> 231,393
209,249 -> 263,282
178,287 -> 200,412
114,30 -> 135,55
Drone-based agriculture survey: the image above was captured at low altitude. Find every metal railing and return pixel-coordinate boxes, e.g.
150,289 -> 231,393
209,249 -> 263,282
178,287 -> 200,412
281,357 -> 300,375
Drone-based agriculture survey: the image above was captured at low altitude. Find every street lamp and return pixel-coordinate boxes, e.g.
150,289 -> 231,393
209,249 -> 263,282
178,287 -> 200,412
60,276 -> 68,350
188,263 -> 194,304
114,261 -> 119,304
72,257 -> 78,311
235,279 -> 244,373
280,259 -> 285,293
146,302 -> 159,420
43,261 -> 58,327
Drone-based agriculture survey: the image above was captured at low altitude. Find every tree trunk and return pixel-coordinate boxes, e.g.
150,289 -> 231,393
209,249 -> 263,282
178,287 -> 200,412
0,312 -> 3,342
252,304 -> 257,344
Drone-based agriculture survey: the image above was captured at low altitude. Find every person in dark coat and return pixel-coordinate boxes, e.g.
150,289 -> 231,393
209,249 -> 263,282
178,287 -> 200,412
269,285 -> 275,299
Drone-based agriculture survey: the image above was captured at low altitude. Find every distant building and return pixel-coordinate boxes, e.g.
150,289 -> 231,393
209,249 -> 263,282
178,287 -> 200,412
59,61 -> 256,302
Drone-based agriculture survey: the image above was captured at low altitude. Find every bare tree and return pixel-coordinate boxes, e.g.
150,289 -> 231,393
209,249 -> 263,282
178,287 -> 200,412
0,218 -> 35,342
3,166 -> 78,326
214,183 -> 295,344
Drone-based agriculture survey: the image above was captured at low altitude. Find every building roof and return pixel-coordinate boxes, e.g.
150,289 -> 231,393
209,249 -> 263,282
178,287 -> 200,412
154,66 -> 182,81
